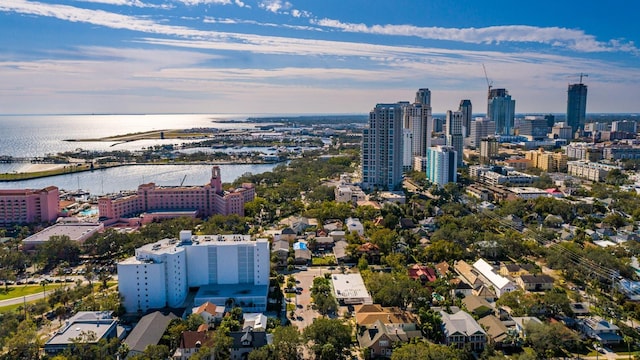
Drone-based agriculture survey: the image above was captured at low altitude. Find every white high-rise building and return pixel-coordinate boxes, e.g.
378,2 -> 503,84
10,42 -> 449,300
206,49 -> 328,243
118,231 -> 270,313
446,110 -> 464,167
467,118 -> 496,148
402,89 -> 433,171
403,129 -> 413,171
426,145 -> 457,187
361,103 -> 404,191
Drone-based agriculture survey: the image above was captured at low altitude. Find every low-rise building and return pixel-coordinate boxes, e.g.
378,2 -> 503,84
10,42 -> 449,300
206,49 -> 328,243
125,311 -> 178,358
472,259 -> 517,297
331,273 -> 372,305
22,220 -> 104,250
44,311 -> 118,356
578,317 -> 622,345
440,310 -> 487,351
192,302 -> 224,328
516,274 -> 555,291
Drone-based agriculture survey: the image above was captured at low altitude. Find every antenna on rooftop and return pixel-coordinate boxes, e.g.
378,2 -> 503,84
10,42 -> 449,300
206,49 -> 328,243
578,73 -> 588,84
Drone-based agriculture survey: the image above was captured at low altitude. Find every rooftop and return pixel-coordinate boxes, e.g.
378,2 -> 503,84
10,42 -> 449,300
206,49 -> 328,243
46,311 -> 116,347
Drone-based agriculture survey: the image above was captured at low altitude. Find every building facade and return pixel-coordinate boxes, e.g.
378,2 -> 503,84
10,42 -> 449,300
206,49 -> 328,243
479,137 -> 499,165
467,119 -> 496,148
118,231 -> 270,313
426,145 -> 457,187
361,103 -> 404,191
446,110 -> 464,167
98,166 -> 254,220
459,100 -> 472,138
0,186 -> 59,225
567,83 -> 588,133
520,116 -> 549,140
487,88 -> 516,136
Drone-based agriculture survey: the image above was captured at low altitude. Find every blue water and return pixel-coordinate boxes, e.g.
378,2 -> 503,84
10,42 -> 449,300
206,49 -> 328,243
79,208 -> 98,216
0,113 -> 273,158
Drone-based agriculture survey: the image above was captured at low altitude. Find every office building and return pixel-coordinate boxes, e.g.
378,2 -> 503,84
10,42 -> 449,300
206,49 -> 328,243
0,186 -> 59,225
520,116 -> 549,140
551,123 -> 573,140
118,230 -> 270,313
544,114 -> 556,128
567,83 -> 588,133
415,88 -> 431,106
361,103 -> 404,191
98,166 -> 255,221
467,118 -> 496,148
487,88 -> 516,135
446,110 -> 464,167
459,100 -> 472,137
611,120 -> 637,134
426,145 -> 457,187
44,311 -> 118,355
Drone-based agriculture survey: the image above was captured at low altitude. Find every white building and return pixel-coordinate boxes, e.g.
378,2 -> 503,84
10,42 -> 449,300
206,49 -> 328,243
508,187 -> 550,200
346,217 -> 364,236
331,273 -> 372,305
118,230 -> 270,313
472,259 -> 516,297
426,145 -> 457,187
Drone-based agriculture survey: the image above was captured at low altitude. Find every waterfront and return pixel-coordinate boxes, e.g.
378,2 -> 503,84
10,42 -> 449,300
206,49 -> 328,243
0,163 -> 280,196
0,113 -> 276,157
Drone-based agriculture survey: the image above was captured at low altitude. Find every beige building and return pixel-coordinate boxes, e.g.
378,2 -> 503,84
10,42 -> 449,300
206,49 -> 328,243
525,148 -> 567,172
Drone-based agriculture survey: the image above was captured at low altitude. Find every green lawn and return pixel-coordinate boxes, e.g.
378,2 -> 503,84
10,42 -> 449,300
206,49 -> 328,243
0,284 -> 66,301
312,256 -> 336,266
0,303 -> 23,313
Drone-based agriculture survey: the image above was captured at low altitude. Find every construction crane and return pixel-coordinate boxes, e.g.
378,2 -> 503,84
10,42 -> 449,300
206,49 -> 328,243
482,63 -> 493,96
180,175 -> 187,186
578,72 -> 588,84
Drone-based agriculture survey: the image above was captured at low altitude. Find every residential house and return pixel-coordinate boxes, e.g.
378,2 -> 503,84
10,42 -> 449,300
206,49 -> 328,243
511,317 -> 542,340
434,261 -> 451,278
478,315 -> 512,348
329,230 -> 346,242
578,317 -> 622,345
473,285 -> 497,301
293,241 -> 311,265
357,320 -> 422,359
125,311 -> 178,358
407,264 -> 437,284
271,239 -> 290,267
192,302 -> 225,328
172,330 -> 214,360
312,236 -> 335,252
357,242 -> 381,264
440,310 -> 487,351
499,263 -> 528,278
462,295 -> 493,318
451,279 -> 473,297
346,217 -> 364,236
472,259 -> 517,297
516,274 -> 555,292
279,228 -> 296,241
230,327 -> 270,360
333,240 -> 350,264
242,313 -> 268,332
355,304 -> 422,359
454,260 -> 483,289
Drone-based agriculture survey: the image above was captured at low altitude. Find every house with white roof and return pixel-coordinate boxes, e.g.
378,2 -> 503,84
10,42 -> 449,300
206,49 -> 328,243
440,310 -> 487,351
472,259 -> 517,297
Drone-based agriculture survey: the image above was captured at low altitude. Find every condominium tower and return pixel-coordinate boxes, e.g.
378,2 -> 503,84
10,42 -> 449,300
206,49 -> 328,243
459,100 -> 472,137
445,110 -> 464,167
487,88 -> 516,136
361,103 -> 404,191
567,83 -> 588,133
426,146 -> 457,187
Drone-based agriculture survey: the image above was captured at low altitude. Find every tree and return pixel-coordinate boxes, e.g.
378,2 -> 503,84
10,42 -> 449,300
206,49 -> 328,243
272,326 -> 302,360
129,344 -> 170,360
418,308 -> 443,341
303,318 -> 352,360
212,325 -> 233,360
525,321 -> 580,359
3,319 -> 40,360
391,341 -> 468,360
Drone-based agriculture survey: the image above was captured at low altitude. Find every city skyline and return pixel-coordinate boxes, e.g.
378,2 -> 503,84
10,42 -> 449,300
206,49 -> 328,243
1,0 -> 639,114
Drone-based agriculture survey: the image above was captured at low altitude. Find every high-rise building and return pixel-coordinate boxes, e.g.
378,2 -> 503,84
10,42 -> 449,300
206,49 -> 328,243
611,120 -> 637,134
487,88 -> 516,135
426,145 -> 457,187
520,116 -> 549,140
551,122 -> 573,140
404,90 -> 433,158
467,118 -> 496,148
361,103 -> 404,191
118,230 -> 270,313
445,110 -> 464,167
402,129 -> 413,171
479,137 -> 499,165
459,100 -> 472,137
0,187 -> 59,225
567,83 -> 588,133
544,114 -> 556,128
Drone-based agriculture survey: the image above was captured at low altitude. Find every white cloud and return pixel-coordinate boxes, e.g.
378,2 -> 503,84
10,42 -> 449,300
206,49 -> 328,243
258,0 -> 291,13
176,0 -> 231,5
312,18 -> 639,54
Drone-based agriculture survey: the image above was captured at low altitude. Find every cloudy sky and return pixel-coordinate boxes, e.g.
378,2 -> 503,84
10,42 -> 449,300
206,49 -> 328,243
1,0 -> 639,115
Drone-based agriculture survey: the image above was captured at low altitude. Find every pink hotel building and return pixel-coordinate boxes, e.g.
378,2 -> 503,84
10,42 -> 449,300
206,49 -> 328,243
98,166 -> 255,220
0,186 -> 60,225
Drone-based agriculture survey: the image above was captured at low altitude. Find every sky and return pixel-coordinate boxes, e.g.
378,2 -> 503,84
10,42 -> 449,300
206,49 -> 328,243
1,0 -> 639,115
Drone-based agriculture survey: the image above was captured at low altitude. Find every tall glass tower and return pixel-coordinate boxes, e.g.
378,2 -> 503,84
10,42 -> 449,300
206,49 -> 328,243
487,88 -> 515,135
567,83 -> 588,133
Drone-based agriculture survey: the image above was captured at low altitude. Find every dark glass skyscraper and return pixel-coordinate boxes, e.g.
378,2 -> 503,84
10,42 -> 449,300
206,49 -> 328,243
459,99 -> 472,137
567,83 -> 587,133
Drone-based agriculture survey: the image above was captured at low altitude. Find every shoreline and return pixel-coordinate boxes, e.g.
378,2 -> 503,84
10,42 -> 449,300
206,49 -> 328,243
0,160 -> 284,182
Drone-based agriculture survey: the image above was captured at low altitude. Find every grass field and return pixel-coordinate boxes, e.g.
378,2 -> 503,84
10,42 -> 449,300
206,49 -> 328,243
0,284 -> 66,301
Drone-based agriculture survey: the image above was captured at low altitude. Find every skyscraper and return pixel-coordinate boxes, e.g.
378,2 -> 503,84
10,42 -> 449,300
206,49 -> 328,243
405,89 -> 433,157
426,145 -> 457,187
445,110 -> 464,167
361,103 -> 404,191
459,100 -> 472,137
567,83 -> 587,133
520,116 -> 549,140
487,88 -> 515,135
467,118 -> 496,148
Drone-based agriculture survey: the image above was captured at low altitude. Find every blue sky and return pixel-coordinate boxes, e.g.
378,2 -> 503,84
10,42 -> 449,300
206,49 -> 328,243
1,0 -> 639,115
